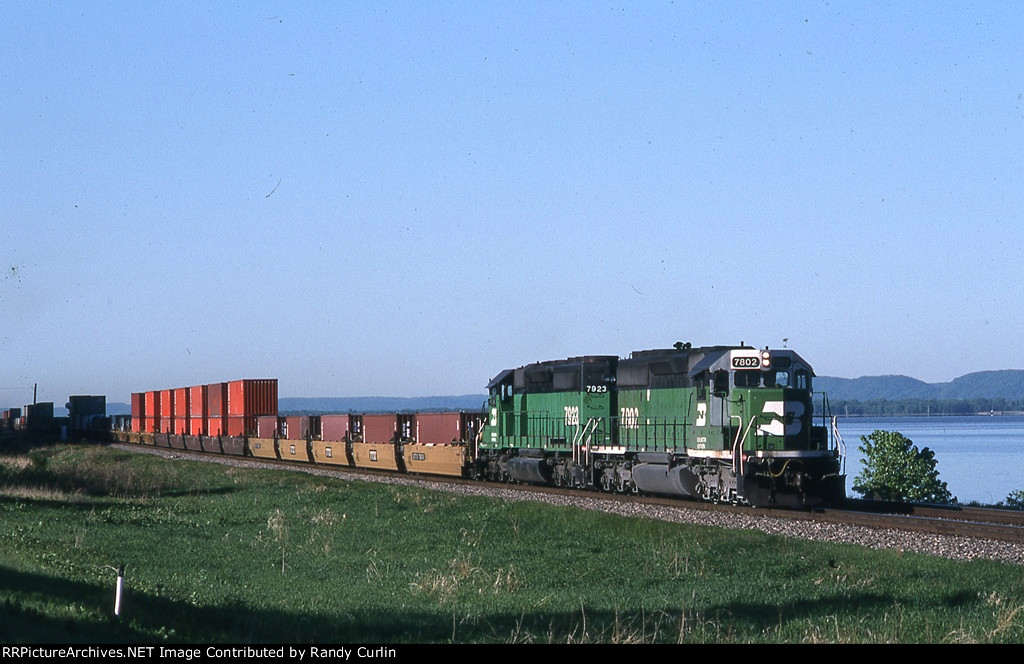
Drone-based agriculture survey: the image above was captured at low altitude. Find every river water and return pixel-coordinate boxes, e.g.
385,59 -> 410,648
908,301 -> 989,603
833,415 -> 1024,505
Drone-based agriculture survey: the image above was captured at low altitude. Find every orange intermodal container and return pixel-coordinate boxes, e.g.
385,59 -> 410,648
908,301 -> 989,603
131,393 -> 145,433
144,391 -> 158,433
174,387 -> 189,434
226,415 -> 256,437
159,389 -> 173,433
206,382 -> 227,436
189,385 -> 207,435
227,379 -> 278,417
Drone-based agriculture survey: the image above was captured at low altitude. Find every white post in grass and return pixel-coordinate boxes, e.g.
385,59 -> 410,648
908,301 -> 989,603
114,565 -> 125,617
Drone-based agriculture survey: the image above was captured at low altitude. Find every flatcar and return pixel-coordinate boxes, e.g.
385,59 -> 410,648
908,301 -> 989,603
110,343 -> 846,507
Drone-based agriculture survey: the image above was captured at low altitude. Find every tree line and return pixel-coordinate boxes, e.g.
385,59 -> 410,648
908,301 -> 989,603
815,397 -> 1024,417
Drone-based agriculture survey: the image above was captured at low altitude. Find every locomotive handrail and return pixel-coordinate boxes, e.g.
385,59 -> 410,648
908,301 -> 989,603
730,415 -> 743,474
831,415 -> 847,475
616,414 -> 687,452
731,415 -> 757,476
818,391 -> 835,441
572,417 -> 601,465
503,410 -> 691,453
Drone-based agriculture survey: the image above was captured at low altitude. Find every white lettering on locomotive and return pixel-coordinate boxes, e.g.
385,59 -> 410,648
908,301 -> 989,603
620,406 -> 639,429
564,405 -> 579,426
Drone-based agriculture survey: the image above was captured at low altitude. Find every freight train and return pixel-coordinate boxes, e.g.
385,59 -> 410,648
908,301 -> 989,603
110,343 -> 847,507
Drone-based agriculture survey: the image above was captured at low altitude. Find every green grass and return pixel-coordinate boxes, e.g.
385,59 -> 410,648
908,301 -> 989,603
1,443 -> 1024,643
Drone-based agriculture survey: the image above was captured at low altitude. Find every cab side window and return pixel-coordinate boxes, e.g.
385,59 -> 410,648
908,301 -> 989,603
713,370 -> 730,396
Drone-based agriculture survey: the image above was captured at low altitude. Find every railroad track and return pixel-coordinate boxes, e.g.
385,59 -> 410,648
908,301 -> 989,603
775,505 -> 1024,545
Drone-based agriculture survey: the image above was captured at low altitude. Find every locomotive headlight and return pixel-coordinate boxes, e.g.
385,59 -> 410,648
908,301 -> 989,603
761,350 -> 771,368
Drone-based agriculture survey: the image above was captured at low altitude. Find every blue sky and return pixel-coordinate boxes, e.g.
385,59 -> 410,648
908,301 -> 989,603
3,1 -> 1024,406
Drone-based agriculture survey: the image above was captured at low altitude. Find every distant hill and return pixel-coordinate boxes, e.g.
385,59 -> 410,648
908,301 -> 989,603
278,395 -> 488,414
816,371 -> 1024,401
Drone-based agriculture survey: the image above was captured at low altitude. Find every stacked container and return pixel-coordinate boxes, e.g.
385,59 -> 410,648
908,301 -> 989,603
144,392 -> 158,433
130,379 -> 277,440
189,385 -> 207,436
131,393 -> 145,433
207,382 -> 227,436
227,379 -> 277,437
173,387 -> 189,435
159,389 -> 173,434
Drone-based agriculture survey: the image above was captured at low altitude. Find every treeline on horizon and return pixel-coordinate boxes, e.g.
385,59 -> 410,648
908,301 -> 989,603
814,397 -> 1024,417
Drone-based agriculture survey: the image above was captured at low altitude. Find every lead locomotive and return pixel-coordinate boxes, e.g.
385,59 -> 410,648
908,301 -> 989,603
477,343 -> 845,507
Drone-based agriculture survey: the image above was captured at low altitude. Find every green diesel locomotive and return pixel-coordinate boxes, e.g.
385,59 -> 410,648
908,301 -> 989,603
477,343 -> 846,507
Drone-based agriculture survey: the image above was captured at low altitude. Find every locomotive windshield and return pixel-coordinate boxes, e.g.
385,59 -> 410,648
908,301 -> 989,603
733,369 -> 789,388
734,370 -> 760,387
730,368 -> 812,390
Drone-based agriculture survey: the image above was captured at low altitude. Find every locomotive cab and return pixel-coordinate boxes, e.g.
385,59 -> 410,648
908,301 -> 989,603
687,347 -> 843,506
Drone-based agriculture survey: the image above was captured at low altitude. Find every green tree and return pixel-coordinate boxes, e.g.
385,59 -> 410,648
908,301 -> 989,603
852,430 -> 953,503
1004,490 -> 1024,510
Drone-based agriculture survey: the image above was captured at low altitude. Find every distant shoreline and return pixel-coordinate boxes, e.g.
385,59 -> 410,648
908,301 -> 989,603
832,411 -> 1024,418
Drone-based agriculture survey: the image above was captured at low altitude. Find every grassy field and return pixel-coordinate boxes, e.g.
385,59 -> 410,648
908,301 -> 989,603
1,442 -> 1023,644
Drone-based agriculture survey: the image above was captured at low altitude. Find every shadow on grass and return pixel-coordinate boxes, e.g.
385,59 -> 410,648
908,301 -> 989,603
0,564 -> 988,644
0,485 -> 237,512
